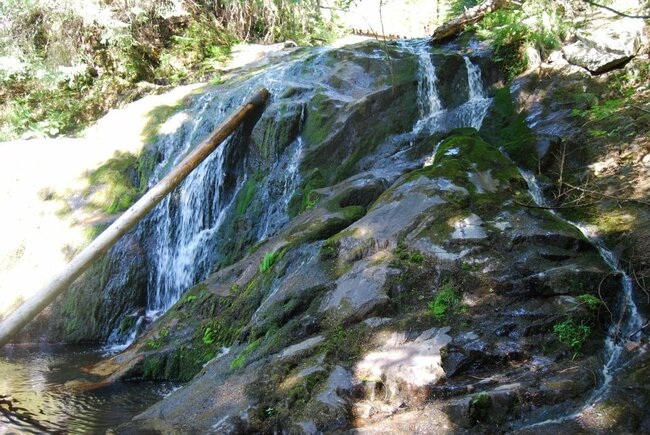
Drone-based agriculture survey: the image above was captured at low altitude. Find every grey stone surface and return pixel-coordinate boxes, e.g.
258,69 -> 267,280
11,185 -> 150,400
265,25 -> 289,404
563,17 -> 646,73
355,328 -> 452,399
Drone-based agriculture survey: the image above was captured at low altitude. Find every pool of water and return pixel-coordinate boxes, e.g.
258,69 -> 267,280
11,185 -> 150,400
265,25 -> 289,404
0,344 -> 175,433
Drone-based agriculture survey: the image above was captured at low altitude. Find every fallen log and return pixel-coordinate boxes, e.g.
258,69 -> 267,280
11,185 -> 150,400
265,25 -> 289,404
0,88 -> 270,349
431,0 -> 512,43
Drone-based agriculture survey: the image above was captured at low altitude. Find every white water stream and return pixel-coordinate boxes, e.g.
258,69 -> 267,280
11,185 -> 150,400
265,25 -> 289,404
511,153 -> 645,428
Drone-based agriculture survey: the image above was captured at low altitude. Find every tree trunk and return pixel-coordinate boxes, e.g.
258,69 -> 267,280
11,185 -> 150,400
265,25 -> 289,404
431,0 -> 511,43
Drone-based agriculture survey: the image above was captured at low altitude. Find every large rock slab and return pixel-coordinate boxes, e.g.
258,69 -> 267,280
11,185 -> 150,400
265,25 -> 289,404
355,327 -> 452,403
563,17 -> 646,73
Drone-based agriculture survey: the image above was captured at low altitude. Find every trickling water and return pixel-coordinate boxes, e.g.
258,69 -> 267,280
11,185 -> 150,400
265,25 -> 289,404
146,135 -> 235,318
408,42 -> 492,166
511,160 -> 645,428
103,63 -> 315,345
258,106 -> 307,240
464,56 -> 486,100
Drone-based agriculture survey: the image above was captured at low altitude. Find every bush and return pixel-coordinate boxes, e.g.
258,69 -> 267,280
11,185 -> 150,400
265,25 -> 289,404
429,281 -> 461,320
553,318 -> 591,357
470,0 -> 566,80
0,0 -> 343,140
259,250 -> 280,273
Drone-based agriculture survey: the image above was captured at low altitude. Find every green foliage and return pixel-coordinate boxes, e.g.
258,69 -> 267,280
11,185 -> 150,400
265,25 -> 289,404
202,327 -> 216,345
390,244 -> 426,268
553,318 -> 591,356
259,250 -> 280,273
184,294 -> 198,303
572,98 -> 625,122
145,338 -> 162,350
576,294 -> 602,311
155,21 -> 235,85
429,282 -> 461,320
471,1 -> 566,80
469,392 -> 491,422
0,0 -> 342,140
446,0 -> 481,20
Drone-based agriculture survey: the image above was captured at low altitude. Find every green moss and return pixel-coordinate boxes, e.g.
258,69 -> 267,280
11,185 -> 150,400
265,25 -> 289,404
469,392 -> 492,423
230,338 -> 262,370
407,130 -> 520,190
576,294 -> 602,311
480,87 -> 537,169
235,173 -> 264,216
390,244 -> 426,268
143,354 -> 166,379
303,90 -> 338,146
535,208 -> 588,240
428,282 -> 461,320
85,152 -> 141,214
141,103 -> 184,145
260,250 -> 281,273
118,316 -> 136,334
288,169 -> 326,217
321,314 -> 371,363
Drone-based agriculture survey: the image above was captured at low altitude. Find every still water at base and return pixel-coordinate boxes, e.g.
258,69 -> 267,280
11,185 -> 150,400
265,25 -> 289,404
0,345 -> 175,433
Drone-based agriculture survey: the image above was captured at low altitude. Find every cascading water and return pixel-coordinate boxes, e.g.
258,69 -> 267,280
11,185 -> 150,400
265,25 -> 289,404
107,52 -> 323,347
409,37 -> 646,425
408,40 -> 492,165
412,41 -> 443,132
109,40 -> 495,349
257,106 -> 306,241
457,55 -> 492,130
507,144 -> 645,428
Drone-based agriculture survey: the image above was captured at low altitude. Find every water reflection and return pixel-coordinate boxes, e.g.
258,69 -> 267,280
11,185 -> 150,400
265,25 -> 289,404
0,344 -> 175,433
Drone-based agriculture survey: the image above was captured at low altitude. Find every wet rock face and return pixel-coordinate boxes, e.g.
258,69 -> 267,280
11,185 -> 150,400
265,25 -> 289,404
26,233 -> 149,343
90,37 -> 644,433
116,124 -> 620,433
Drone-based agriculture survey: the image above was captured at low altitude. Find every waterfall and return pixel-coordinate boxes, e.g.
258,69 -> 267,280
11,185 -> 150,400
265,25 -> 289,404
510,159 -> 644,428
415,44 -> 443,120
110,42 -> 493,347
102,54 -> 319,347
453,56 -> 492,130
465,56 -> 486,100
405,40 -> 492,166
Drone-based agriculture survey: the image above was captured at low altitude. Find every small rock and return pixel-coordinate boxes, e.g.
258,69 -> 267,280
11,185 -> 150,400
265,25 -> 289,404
279,335 -> 324,359
363,317 -> 393,328
642,154 -> 650,166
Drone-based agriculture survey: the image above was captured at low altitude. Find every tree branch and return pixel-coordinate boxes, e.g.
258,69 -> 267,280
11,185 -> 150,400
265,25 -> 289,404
431,0 -> 512,43
581,0 -> 650,19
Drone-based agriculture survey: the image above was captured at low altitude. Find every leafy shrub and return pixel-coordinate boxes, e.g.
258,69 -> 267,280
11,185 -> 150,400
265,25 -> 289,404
429,282 -> 461,320
471,0 -> 566,80
576,294 -> 602,311
553,318 -> 591,356
0,0 -> 343,140
259,250 -> 280,273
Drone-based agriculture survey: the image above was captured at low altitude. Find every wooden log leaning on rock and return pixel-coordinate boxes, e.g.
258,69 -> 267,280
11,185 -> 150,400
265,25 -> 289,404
0,88 -> 270,349
431,0 -> 512,43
